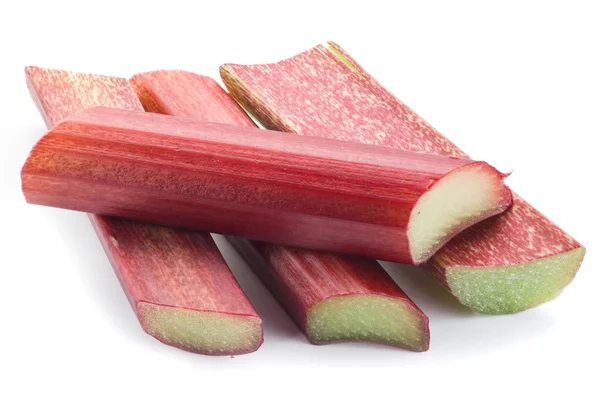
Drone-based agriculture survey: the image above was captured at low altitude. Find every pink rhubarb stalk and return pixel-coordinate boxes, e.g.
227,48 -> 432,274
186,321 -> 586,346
25,67 -> 262,355
130,70 -> 430,350
219,42 -> 586,314
22,105 -> 511,265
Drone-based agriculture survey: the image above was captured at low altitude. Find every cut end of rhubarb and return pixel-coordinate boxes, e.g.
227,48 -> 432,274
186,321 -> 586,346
138,303 -> 263,356
446,247 -> 585,314
408,162 -> 512,264
307,294 -> 429,352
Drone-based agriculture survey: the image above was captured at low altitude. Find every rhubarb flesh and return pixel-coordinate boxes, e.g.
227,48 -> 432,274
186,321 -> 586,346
446,248 -> 585,314
25,67 -> 262,354
21,106 -> 511,265
220,42 -> 585,313
138,303 -> 262,355
308,295 -> 425,348
130,70 -> 429,350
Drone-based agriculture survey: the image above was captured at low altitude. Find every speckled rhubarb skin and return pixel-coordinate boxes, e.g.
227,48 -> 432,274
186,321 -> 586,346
24,67 -> 262,355
219,42 -> 585,311
129,70 -> 430,351
22,106 -> 508,264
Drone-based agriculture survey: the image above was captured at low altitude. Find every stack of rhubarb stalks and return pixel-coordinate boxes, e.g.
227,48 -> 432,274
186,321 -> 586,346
21,42 -> 585,355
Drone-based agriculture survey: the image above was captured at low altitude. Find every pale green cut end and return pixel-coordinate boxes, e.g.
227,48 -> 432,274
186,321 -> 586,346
447,248 -> 585,314
138,303 -> 263,355
307,294 -> 429,351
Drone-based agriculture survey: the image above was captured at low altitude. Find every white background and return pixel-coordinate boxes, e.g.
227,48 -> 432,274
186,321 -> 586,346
1,1 -> 598,408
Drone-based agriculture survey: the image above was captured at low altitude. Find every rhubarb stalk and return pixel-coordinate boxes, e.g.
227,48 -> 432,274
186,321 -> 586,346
130,70 -> 430,350
25,67 -> 262,355
219,42 -> 586,314
22,106 -> 512,265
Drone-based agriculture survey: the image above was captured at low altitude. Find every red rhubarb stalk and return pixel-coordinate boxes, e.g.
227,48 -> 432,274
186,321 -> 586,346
130,70 -> 430,350
21,105 -> 511,265
219,42 -> 586,314
25,67 -> 262,355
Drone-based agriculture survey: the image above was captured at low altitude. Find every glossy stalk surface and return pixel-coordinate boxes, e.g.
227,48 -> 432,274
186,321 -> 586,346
22,105 -> 511,265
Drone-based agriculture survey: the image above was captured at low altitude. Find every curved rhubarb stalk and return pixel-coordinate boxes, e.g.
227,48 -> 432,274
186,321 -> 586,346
219,42 -> 586,314
129,70 -> 430,351
21,106 -> 511,265
25,67 -> 262,355
230,238 -> 429,350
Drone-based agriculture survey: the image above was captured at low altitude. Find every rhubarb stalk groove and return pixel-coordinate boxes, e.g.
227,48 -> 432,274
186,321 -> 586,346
24,67 -> 262,355
219,42 -> 586,314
